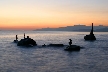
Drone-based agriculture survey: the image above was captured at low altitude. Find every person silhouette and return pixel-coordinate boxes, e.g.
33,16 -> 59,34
14,35 -> 18,43
69,39 -> 72,46
24,33 -> 25,39
16,35 -> 18,40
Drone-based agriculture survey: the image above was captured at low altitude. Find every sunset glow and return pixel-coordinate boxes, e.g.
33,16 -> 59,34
0,0 -> 108,30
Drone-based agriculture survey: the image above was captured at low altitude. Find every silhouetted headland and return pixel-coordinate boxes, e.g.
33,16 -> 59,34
84,23 -> 96,41
34,24 -> 108,32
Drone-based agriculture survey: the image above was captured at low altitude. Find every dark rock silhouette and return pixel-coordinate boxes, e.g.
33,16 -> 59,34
42,44 -> 46,47
84,23 -> 96,40
48,44 -> 64,47
64,45 -> 80,51
64,39 -> 80,51
17,33 -> 37,47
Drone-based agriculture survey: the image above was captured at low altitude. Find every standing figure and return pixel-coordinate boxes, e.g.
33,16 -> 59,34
14,35 -> 18,43
69,39 -> 72,46
16,35 -> 18,40
24,33 -> 25,39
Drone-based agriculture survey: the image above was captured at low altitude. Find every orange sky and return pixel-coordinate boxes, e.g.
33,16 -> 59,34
0,0 -> 108,30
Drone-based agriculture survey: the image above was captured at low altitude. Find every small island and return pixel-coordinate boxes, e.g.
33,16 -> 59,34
14,33 -> 37,47
64,39 -> 81,51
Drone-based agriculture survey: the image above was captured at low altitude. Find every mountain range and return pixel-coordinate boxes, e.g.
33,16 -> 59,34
34,25 -> 108,32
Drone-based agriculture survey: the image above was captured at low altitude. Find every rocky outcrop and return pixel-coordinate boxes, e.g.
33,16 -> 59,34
64,45 -> 80,51
17,36 -> 37,47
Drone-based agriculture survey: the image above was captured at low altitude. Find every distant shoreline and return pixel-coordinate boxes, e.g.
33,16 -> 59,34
33,30 -> 108,32
34,25 -> 108,32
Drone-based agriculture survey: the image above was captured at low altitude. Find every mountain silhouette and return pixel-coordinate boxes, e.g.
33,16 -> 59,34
34,25 -> 108,32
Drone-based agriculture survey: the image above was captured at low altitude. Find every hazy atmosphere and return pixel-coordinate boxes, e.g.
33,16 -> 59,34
0,0 -> 108,30
0,1 -> 108,71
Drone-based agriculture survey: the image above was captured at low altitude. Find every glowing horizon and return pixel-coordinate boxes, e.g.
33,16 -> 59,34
0,0 -> 108,30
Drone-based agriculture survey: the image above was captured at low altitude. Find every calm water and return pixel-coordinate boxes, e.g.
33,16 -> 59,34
0,31 -> 108,72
